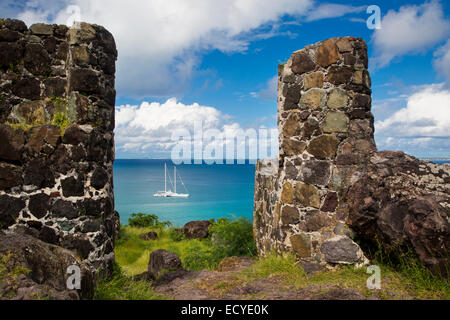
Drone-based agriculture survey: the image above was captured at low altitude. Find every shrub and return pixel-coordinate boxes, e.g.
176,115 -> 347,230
182,240 -> 217,271
167,228 -> 185,242
128,213 -> 172,228
209,217 -> 256,258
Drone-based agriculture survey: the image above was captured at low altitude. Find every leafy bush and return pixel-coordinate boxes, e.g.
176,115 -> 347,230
182,240 -> 217,270
128,213 -> 172,228
115,216 -> 256,276
167,228 -> 185,242
178,217 -> 257,270
209,217 -> 256,258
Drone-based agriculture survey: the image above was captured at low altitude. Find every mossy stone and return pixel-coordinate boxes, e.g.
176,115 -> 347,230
290,233 -> 311,258
327,88 -> 348,109
322,112 -> 348,133
281,182 -> 294,204
282,112 -> 301,138
306,134 -> 339,159
303,72 -> 324,90
295,183 -> 320,208
299,89 -> 325,110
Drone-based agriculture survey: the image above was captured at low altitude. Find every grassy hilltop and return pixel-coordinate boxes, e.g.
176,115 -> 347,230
94,213 -> 449,300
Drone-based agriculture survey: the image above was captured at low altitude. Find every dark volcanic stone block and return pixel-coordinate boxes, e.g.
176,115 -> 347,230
24,43 -> 51,75
0,125 -> 24,162
61,176 -> 85,197
11,77 -> 41,100
302,160 -> 331,186
29,193 -> 50,219
0,162 -> 23,190
24,159 -> 55,188
68,67 -> 99,93
0,195 -> 25,229
39,226 -> 59,244
51,199 -> 79,219
90,167 -> 108,190
0,42 -> 22,68
291,52 -> 315,74
44,77 -> 67,97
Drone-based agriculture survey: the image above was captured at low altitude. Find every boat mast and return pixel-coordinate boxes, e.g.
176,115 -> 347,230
164,163 -> 167,192
174,166 -> 176,193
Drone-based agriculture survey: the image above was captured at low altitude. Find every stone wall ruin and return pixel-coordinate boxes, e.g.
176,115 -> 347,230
0,19 -> 119,276
253,37 -> 450,275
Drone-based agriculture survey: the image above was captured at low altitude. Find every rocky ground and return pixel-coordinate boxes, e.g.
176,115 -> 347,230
0,230 -> 94,300
151,256 -> 406,300
114,221 -> 448,301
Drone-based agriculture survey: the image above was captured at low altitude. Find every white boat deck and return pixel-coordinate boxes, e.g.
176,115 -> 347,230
154,163 -> 189,198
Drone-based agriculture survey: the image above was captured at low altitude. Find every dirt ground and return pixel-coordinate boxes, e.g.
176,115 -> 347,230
152,257 -> 382,300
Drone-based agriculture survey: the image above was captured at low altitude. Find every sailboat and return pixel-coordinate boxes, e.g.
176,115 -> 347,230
153,163 -> 189,198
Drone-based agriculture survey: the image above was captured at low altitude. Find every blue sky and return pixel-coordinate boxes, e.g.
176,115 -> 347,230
2,0 -> 450,158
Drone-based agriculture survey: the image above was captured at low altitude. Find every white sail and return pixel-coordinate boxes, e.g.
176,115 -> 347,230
153,163 -> 189,198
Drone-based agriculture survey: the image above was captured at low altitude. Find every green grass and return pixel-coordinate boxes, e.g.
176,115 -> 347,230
0,252 -> 31,299
0,252 -> 31,280
240,252 -> 304,281
115,216 -> 256,276
115,226 -> 217,275
5,122 -> 36,132
94,263 -> 166,300
236,252 -> 449,300
110,213 -> 448,300
104,216 -> 256,300
6,97 -> 72,134
373,249 -> 450,300
358,237 -> 450,299
127,213 -> 172,228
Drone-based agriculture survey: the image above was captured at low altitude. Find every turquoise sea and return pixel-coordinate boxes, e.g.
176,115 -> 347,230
113,159 -> 256,226
113,159 -> 449,226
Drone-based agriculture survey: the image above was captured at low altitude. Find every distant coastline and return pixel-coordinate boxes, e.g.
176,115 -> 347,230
116,157 -> 450,161
420,158 -> 450,162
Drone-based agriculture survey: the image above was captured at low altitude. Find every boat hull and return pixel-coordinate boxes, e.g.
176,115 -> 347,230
153,191 -> 189,198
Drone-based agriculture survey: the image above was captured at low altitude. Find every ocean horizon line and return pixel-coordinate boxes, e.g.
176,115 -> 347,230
115,158 -> 265,162
115,157 -> 450,160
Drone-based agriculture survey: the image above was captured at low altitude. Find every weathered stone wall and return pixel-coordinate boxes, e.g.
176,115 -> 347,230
0,19 -> 119,274
254,37 -> 450,273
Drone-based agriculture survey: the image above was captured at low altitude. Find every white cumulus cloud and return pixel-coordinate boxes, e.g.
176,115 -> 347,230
115,99 -> 278,159
375,84 -> 450,138
434,40 -> 450,88
304,3 -> 366,22
16,0 -> 314,98
251,75 -> 278,100
372,1 -> 450,68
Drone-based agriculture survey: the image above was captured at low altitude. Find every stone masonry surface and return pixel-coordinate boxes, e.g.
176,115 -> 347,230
253,37 -> 450,275
0,18 -> 119,276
